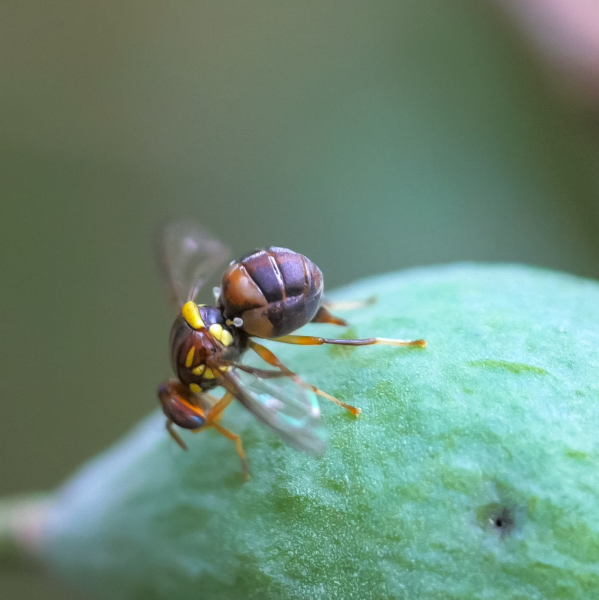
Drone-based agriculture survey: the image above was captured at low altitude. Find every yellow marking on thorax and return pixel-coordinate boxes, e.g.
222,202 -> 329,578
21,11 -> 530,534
209,323 -> 233,347
185,347 -> 195,368
189,383 -> 201,394
209,324 -> 223,339
203,368 -> 216,379
220,330 -> 233,347
182,301 -> 205,329
192,364 -> 205,376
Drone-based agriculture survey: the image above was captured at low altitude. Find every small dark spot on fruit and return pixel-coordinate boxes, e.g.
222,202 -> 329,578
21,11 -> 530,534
476,502 -> 516,535
492,513 -> 510,530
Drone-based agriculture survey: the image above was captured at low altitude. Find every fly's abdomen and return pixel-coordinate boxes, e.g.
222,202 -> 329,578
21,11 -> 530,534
220,247 -> 323,338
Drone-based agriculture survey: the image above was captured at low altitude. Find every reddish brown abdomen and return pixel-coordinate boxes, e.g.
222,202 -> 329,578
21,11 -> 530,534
220,247 -> 323,338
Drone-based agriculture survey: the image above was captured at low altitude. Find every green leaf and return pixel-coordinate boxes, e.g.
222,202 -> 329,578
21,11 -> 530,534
38,264 -> 599,599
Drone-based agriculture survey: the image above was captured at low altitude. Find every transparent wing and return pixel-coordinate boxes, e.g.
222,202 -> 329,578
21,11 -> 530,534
156,220 -> 231,307
219,369 -> 326,455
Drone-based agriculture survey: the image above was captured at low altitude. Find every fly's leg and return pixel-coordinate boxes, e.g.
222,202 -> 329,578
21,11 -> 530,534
269,335 -> 426,348
204,391 -> 235,423
191,391 -> 249,479
311,297 -> 377,326
248,340 -> 361,416
166,419 -> 189,451
212,422 -> 249,480
249,340 -> 294,374
310,306 -> 347,326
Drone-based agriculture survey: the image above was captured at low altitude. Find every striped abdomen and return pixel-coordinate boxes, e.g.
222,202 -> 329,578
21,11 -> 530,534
219,247 -> 323,338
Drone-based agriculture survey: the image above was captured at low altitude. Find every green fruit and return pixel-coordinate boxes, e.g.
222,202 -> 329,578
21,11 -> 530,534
41,264 -> 599,599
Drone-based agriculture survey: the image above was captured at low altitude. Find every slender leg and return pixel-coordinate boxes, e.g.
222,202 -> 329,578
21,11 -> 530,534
188,391 -> 233,430
205,392 -> 235,422
310,305 -> 348,327
189,391 -> 248,479
166,419 -> 189,451
248,341 -> 361,416
312,296 -> 378,327
299,380 -> 361,416
269,334 -> 426,348
249,340 -> 294,373
211,422 -> 249,480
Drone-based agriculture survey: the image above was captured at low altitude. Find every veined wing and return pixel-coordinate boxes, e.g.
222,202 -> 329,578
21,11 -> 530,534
219,369 -> 326,455
157,220 -> 231,307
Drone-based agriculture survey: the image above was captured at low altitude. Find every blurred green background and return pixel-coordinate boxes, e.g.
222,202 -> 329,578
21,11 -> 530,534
2,1 -> 599,598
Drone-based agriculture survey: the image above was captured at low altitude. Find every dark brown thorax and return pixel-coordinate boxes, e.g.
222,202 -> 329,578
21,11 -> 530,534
219,247 -> 323,338
170,306 -> 247,392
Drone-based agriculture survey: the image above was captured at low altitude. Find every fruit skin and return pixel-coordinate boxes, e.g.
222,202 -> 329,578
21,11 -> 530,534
41,264 -> 599,599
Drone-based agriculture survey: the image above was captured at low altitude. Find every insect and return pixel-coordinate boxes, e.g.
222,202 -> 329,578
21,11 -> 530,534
157,221 -> 426,478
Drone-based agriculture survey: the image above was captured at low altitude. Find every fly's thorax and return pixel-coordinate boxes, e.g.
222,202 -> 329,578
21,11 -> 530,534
170,303 -> 248,393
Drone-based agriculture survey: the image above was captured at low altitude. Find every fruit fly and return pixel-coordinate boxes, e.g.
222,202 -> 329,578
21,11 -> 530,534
157,221 -> 426,477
